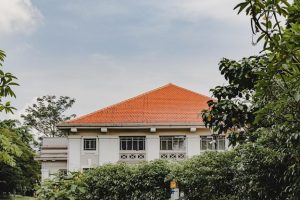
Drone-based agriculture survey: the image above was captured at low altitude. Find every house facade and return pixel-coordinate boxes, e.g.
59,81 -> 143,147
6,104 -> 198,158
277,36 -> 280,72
36,84 -> 228,180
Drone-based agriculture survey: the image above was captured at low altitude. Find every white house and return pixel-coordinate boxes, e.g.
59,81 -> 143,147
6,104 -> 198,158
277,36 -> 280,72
36,84 -> 228,180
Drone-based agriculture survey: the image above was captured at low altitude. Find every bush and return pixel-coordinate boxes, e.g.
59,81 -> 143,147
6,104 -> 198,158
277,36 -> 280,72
127,160 -> 171,200
35,172 -> 86,200
36,160 -> 172,200
232,144 -> 286,200
84,160 -> 171,200
36,148 -> 295,200
174,151 -> 235,200
84,163 -> 132,200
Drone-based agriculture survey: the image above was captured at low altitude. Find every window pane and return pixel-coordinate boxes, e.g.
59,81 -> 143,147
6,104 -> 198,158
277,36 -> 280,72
161,140 -> 167,150
201,137 -> 213,151
120,136 -> 145,151
91,140 -> 96,149
208,141 -> 213,150
201,140 -> 208,150
127,140 -> 132,150
133,139 -> 138,150
84,139 -> 96,150
178,139 -> 185,151
121,141 -> 126,150
167,140 -> 173,150
218,139 -> 225,150
138,140 -> 144,150
160,136 -> 185,151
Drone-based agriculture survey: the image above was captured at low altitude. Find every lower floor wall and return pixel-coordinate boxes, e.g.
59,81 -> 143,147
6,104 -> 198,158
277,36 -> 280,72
41,161 -> 67,180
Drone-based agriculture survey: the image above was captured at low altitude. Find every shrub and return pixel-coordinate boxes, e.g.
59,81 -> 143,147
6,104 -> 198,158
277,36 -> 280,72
83,163 -> 133,200
232,144 -> 286,200
174,151 -> 235,200
36,160 -> 172,200
35,172 -> 86,200
36,148 -> 293,200
84,160 -> 171,200
128,160 -> 171,200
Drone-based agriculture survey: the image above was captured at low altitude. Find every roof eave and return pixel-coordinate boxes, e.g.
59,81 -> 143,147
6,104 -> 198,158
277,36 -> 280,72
57,122 -> 206,129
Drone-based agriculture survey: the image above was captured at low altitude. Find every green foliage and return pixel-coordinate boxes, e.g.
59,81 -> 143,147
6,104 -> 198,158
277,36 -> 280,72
21,95 -> 76,137
233,143 -> 285,200
0,50 -> 20,167
174,152 -> 235,200
202,0 -> 300,198
36,161 -> 172,200
0,50 -> 19,114
0,120 -> 40,197
36,149 -> 298,199
0,129 -> 22,167
202,56 -> 265,145
84,164 -> 133,200
36,172 -> 86,200
84,160 -> 171,200
128,160 -> 171,199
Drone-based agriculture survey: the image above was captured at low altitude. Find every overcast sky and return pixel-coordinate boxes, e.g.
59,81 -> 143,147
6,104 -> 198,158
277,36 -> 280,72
0,0 -> 260,120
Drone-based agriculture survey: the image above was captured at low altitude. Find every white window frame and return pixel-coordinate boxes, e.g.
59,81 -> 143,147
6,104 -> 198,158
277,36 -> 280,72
119,136 -> 146,151
160,136 -> 186,151
200,135 -> 226,151
200,136 -> 214,151
83,138 -> 97,152
216,135 -> 226,151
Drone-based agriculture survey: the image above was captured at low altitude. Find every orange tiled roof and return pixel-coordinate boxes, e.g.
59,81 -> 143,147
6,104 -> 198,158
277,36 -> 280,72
63,84 -> 212,126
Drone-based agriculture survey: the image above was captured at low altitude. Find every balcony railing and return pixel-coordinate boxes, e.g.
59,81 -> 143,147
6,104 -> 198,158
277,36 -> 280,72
119,151 -> 146,162
159,151 -> 186,160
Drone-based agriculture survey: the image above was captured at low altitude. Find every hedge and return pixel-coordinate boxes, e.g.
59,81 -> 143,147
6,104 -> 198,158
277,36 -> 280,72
36,145 -> 298,200
173,151 -> 235,200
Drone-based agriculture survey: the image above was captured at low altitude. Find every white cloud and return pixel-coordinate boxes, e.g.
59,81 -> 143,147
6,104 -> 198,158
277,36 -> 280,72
0,0 -> 43,34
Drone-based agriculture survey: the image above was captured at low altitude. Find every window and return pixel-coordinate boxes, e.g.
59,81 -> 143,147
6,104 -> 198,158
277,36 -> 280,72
58,169 -> 67,176
200,136 -> 214,151
120,136 -> 145,151
84,138 -> 96,151
200,135 -> 226,151
82,168 -> 91,172
217,136 -> 226,150
160,136 -> 186,151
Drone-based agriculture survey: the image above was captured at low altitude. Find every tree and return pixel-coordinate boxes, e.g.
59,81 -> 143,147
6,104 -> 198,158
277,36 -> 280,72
21,95 -> 76,137
0,50 -> 39,197
0,50 -> 20,167
0,120 -> 40,196
0,50 -> 18,113
202,0 -> 300,198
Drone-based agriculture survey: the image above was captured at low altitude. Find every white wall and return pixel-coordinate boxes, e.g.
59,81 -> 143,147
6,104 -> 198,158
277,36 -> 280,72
41,169 -> 49,180
68,137 -> 81,171
146,135 -> 160,161
98,135 -> 119,165
186,135 -> 200,158
41,161 -> 67,180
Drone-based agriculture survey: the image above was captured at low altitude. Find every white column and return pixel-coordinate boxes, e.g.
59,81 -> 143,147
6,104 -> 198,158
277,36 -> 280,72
68,137 -> 81,171
99,135 -> 119,165
186,135 -> 200,158
146,135 -> 160,161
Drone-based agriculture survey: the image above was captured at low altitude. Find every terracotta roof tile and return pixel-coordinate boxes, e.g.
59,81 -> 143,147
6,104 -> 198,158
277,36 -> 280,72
64,83 -> 212,125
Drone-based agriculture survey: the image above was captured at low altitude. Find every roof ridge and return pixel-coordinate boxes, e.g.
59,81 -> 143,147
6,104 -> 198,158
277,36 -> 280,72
65,83 -> 175,123
171,84 -> 212,99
